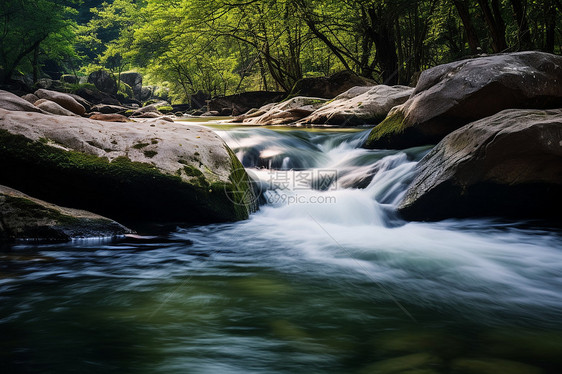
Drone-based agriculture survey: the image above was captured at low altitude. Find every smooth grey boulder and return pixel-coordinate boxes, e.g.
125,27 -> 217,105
120,72 -> 143,99
300,85 -> 413,126
0,185 -> 131,242
237,97 -> 328,125
364,52 -> 562,149
34,99 -> 78,116
398,109 -> 562,221
0,109 -> 256,224
88,70 -> 117,95
0,90 -> 43,113
35,88 -> 86,115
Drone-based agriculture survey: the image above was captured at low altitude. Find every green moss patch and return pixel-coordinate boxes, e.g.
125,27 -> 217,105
0,129 -> 251,223
365,109 -> 406,146
132,142 -> 149,149
143,150 -> 158,158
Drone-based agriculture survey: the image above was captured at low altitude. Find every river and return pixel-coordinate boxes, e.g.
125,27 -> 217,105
1,122 -> 561,373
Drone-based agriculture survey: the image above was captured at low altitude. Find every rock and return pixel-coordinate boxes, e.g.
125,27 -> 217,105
398,109 -> 562,221
140,86 -> 152,101
172,104 -> 191,112
67,93 -> 92,112
119,72 -> 142,99
88,113 -> 130,122
90,104 -> 128,114
74,86 -> 117,106
60,74 -> 80,84
240,97 -> 328,125
0,109 -> 255,223
21,93 -> 39,104
220,107 -> 233,116
0,185 -> 131,242
201,111 -> 220,117
34,99 -> 78,116
364,51 -> 562,149
0,90 -> 43,113
191,109 -> 204,116
131,104 -> 161,117
190,90 -> 210,109
88,70 -> 117,95
35,78 -> 53,89
35,88 -> 86,115
131,112 -> 162,119
300,85 -> 413,126
291,70 -> 375,99
208,91 -> 285,116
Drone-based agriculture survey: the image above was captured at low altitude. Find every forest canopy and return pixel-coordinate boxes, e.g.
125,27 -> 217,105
1,0 -> 561,103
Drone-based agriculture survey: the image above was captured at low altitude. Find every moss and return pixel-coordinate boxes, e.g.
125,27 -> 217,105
183,165 -> 204,177
143,150 -> 157,158
308,99 -> 326,105
365,108 -> 406,146
132,142 -> 149,149
0,129 -> 251,223
157,106 -> 173,114
39,137 -> 49,144
117,81 -> 133,99
68,82 -> 98,93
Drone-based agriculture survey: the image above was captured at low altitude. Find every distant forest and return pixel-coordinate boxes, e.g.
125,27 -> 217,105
1,0 -> 561,102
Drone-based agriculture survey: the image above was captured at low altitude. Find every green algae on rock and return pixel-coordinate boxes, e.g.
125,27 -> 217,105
0,185 -> 131,242
0,109 -> 255,224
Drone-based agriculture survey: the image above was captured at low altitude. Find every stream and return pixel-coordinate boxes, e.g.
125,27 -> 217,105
1,123 -> 561,373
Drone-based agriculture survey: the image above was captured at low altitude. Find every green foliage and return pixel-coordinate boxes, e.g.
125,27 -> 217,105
0,0 -> 80,82
118,81 -> 133,98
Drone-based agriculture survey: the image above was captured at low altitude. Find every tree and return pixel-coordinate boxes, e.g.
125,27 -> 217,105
0,0 -> 79,83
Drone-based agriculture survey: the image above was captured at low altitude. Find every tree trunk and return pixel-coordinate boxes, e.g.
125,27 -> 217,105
509,0 -> 533,50
453,0 -> 482,54
367,7 -> 398,85
477,0 -> 507,52
544,0 -> 556,52
32,43 -> 40,84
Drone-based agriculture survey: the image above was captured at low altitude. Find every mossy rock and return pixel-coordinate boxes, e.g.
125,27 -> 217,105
0,185 -> 131,242
0,110 -> 256,224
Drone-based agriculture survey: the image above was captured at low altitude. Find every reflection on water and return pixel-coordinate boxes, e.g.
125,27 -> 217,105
1,124 -> 561,373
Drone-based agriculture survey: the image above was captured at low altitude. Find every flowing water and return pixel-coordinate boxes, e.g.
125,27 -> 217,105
1,123 -> 561,373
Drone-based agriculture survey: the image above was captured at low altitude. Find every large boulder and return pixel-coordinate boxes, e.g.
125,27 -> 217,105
119,72 -> 142,99
87,70 -> 117,95
35,88 -> 86,115
300,85 -> 413,126
130,104 -> 162,117
364,52 -> 562,149
21,93 -> 39,104
397,109 -> 562,221
0,109 -> 256,224
60,74 -> 80,84
290,70 -> 375,99
0,185 -> 131,242
0,90 -> 43,113
190,90 -> 210,110
88,113 -> 130,122
34,99 -> 78,116
74,86 -> 119,106
90,104 -> 128,114
238,97 -> 328,125
208,91 -> 285,116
